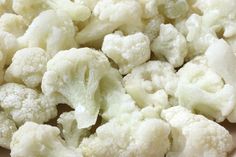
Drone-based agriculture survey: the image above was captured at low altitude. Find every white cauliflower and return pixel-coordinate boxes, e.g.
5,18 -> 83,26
205,39 -> 236,122
58,111 -> 90,148
0,83 -> 57,126
79,107 -> 170,157
42,48 -> 137,129
12,0 -> 91,22
5,48 -> 49,88
185,14 -> 218,59
139,0 -> 159,19
176,56 -> 236,122
0,111 -> 17,149
0,13 -> 27,37
151,24 -> 188,67
123,61 -> 178,108
18,10 -> 77,57
161,106 -> 234,157
10,122 -> 83,157
76,0 -> 143,45
74,0 -> 99,10
102,32 -> 150,74
0,30 -> 18,65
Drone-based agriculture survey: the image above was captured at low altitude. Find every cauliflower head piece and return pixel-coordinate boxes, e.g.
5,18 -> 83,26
0,83 -> 57,126
123,61 -> 178,108
5,48 -> 49,88
151,24 -> 188,68
176,56 -> 236,122
10,122 -> 83,157
18,10 -> 77,57
102,32 -> 150,74
0,111 -> 17,149
161,106 -> 234,157
79,106 -> 170,157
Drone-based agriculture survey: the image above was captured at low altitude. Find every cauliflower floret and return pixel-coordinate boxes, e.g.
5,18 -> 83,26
0,30 -> 18,65
10,122 -> 83,157
123,61 -> 178,108
102,32 -> 150,74
0,83 -> 57,126
58,111 -> 90,148
76,0 -> 143,45
151,24 -> 188,67
176,56 -> 236,122
0,13 -> 27,37
205,39 -> 236,122
0,111 -> 17,149
80,107 -> 170,157
161,106 -> 234,157
139,0 -> 159,19
42,48 -> 137,129
12,0 -> 91,22
18,10 -> 77,57
74,0 -> 99,10
5,48 -> 49,88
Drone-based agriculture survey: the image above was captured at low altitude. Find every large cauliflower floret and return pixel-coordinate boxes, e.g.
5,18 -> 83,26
151,24 -> 188,68
58,111 -> 90,148
18,10 -> 77,57
123,61 -> 178,108
79,106 -> 170,157
0,83 -> 57,126
102,32 -> 150,75
0,13 -> 27,37
10,122 -> 83,157
161,106 -> 234,157
0,111 -> 17,149
12,0 -> 91,22
42,48 -> 137,129
176,56 -> 236,122
205,39 -> 236,122
0,30 -> 18,65
5,48 -> 49,88
76,0 -> 143,45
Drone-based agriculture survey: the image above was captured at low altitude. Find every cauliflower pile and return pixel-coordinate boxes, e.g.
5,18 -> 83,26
0,0 -> 235,157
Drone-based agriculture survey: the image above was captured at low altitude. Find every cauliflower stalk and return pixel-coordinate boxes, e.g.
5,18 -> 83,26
0,111 -> 17,149
102,31 -> 151,74
80,106 -> 170,157
10,122 -> 83,157
5,48 -> 49,88
0,83 -> 57,126
161,106 -> 234,157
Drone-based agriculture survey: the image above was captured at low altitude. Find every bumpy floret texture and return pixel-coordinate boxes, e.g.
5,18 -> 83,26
0,112 -> 17,149
0,83 -> 57,126
5,48 -> 49,88
102,32 -> 150,74
80,107 -> 170,157
176,56 -> 236,122
10,122 -> 83,157
161,106 -> 234,157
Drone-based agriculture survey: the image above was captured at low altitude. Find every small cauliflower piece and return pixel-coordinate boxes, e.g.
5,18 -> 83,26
102,32 -> 150,74
12,0 -> 91,22
151,24 -> 187,67
10,122 -> 82,157
80,107 -> 170,157
58,111 -> 90,148
176,56 -> 236,122
161,106 -> 234,157
123,61 -> 178,108
76,0 -> 143,45
74,0 -> 99,10
42,48 -> 137,128
0,83 -> 57,126
0,13 -> 27,37
5,48 -> 49,88
18,10 -> 77,57
0,30 -> 18,65
205,39 -> 236,122
0,111 -> 17,149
